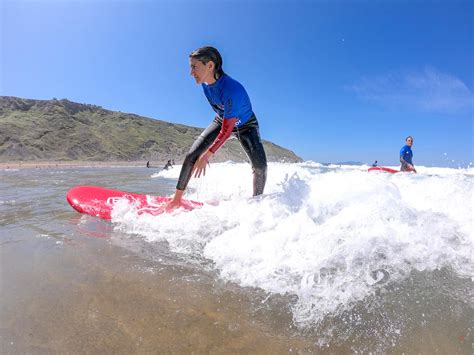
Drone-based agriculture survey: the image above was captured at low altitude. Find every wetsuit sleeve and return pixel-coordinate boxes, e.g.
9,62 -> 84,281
208,118 -> 238,154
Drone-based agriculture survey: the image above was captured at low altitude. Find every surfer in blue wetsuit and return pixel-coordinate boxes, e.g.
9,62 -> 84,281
400,136 -> 417,173
167,46 -> 267,209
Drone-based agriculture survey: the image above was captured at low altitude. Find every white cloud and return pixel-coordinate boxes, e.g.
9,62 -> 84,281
349,67 -> 474,114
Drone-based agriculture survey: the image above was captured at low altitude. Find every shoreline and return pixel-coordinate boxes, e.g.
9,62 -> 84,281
0,160 -> 168,170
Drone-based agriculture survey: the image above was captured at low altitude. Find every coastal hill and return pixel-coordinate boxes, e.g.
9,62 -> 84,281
0,96 -> 302,163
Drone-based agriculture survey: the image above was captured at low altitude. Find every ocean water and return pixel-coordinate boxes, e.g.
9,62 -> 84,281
1,162 -> 472,353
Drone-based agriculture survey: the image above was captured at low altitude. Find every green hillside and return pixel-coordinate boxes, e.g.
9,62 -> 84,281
0,96 -> 302,163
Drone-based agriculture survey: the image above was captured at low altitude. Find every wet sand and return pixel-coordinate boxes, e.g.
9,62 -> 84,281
2,232 -> 470,354
0,235 -> 317,353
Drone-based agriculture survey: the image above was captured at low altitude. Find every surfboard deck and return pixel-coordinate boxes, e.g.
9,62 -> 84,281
67,185 -> 203,220
368,167 -> 399,174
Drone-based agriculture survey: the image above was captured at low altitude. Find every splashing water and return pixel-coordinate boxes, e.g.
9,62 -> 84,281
113,162 -> 473,330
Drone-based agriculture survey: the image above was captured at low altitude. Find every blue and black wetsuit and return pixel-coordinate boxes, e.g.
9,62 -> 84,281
176,74 -> 267,195
399,145 -> 413,171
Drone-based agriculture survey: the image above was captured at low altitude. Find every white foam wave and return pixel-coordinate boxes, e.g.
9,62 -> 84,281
112,162 -> 473,326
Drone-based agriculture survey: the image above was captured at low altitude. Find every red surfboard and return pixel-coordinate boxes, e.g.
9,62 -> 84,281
67,186 -> 203,220
368,167 -> 399,173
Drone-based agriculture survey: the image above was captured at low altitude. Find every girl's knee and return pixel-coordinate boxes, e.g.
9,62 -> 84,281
184,151 -> 199,165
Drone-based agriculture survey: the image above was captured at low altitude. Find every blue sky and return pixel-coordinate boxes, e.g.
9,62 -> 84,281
1,0 -> 473,167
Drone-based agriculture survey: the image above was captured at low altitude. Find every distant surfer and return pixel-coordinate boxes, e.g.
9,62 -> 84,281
372,160 -> 378,167
146,161 -> 150,168
163,160 -> 173,170
400,136 -> 417,173
167,46 -> 267,209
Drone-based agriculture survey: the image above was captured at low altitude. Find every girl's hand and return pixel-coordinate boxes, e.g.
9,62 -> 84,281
193,151 -> 213,178
408,164 -> 417,173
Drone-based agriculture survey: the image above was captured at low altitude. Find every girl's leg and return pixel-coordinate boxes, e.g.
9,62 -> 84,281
176,120 -> 221,191
237,125 -> 267,196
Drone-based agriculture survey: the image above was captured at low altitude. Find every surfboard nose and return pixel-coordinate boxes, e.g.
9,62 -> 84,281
66,185 -> 203,220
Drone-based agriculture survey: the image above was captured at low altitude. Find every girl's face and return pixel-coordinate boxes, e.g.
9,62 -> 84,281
189,57 -> 216,85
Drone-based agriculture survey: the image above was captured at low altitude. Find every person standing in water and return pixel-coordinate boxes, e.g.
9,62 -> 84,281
167,46 -> 267,209
400,136 -> 417,172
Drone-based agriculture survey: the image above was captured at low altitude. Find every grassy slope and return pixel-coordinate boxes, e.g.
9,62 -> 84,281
0,96 -> 302,163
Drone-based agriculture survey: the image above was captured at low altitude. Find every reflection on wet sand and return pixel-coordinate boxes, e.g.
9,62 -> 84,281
1,237 -> 316,353
2,236 -> 470,354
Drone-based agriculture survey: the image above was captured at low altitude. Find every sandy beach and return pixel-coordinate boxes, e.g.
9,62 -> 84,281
0,160 -> 167,170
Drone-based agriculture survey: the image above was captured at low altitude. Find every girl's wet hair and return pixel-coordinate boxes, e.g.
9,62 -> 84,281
190,46 -> 224,80
406,136 -> 413,142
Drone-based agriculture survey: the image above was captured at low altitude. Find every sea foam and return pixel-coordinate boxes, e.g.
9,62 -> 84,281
112,162 -> 473,327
